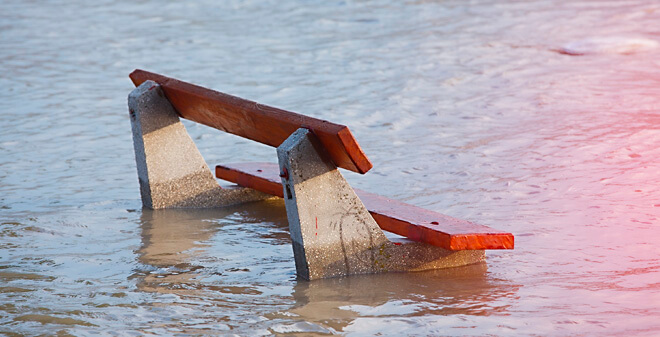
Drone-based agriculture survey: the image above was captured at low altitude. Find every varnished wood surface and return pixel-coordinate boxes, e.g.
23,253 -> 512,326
215,162 -> 514,251
130,69 -> 373,174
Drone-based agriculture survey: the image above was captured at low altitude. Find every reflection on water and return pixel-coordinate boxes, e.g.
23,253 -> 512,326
134,202 -> 290,295
2,0 -> 660,335
136,208 -> 232,294
132,205 -> 518,334
286,264 -> 518,334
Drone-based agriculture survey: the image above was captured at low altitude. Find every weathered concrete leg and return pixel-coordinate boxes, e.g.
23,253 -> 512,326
128,81 -> 270,209
277,129 -> 485,280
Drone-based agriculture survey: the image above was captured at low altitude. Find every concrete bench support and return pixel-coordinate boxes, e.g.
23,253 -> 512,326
277,129 -> 484,280
128,81 -> 270,209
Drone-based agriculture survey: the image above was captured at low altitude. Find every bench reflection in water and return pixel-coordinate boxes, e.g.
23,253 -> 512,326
134,206 -> 517,334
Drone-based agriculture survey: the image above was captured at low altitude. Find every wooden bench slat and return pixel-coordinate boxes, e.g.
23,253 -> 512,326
130,69 -> 373,174
215,162 -> 514,251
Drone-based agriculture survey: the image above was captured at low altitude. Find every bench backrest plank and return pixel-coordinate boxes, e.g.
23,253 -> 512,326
130,69 -> 373,174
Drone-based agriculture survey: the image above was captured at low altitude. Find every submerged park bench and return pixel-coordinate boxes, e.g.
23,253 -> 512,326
127,69 -> 514,280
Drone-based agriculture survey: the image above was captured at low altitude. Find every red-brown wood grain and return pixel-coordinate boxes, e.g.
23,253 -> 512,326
215,162 -> 514,251
130,69 -> 373,174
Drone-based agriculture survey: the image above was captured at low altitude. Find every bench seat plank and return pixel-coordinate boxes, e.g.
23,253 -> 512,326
216,162 -> 514,251
130,69 -> 373,174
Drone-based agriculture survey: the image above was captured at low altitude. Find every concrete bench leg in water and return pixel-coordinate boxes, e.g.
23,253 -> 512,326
277,129 -> 485,280
127,81 -> 271,209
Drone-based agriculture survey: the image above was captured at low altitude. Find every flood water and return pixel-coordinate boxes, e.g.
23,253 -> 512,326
2,0 -> 660,335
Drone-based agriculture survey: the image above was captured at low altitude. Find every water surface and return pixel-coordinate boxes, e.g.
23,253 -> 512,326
2,0 -> 660,335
